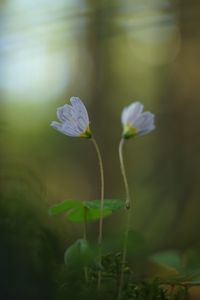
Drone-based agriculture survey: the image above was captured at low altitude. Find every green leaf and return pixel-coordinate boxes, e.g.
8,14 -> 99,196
67,206 -> 111,222
151,250 -> 182,271
149,249 -> 200,283
64,239 -> 96,268
84,199 -> 124,211
48,199 -> 82,216
49,199 -> 123,223
64,239 -> 90,267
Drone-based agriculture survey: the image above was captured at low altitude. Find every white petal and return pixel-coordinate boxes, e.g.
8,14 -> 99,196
70,97 -> 89,125
51,97 -> 91,138
134,112 -> 155,136
76,116 -> 88,132
121,107 -> 130,124
62,121 -> 81,136
51,121 -> 63,132
69,120 -> 85,135
134,112 -> 154,129
121,102 -> 144,125
57,104 -> 76,123
51,121 -> 80,137
138,124 -> 155,136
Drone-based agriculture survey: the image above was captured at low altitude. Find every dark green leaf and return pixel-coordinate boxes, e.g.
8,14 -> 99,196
49,199 -> 123,223
84,199 -> 124,212
151,250 -> 182,271
64,239 -> 96,267
48,199 -> 82,216
67,206 -> 111,222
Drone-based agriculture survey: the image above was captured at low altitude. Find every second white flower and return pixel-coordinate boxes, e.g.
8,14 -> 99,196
121,101 -> 155,139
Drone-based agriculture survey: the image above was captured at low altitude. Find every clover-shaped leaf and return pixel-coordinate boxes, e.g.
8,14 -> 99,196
49,199 -> 82,216
67,206 -> 111,222
49,199 -> 123,223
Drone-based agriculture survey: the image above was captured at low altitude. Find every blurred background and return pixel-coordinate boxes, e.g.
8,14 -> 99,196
1,0 -> 200,299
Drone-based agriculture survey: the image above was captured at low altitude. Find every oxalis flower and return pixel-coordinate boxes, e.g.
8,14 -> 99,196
117,102 -> 155,299
121,101 -> 155,139
51,96 -> 105,289
51,97 -> 92,138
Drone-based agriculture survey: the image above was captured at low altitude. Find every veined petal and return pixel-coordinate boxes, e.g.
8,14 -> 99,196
76,116 -> 88,132
70,97 -> 89,125
124,102 -> 144,125
62,121 -> 81,136
57,104 -> 76,123
51,121 -> 63,132
51,121 -> 77,136
129,103 -> 144,124
51,97 -> 92,138
138,124 -> 155,136
134,112 -> 154,129
121,101 -> 155,139
121,107 -> 130,124
134,112 -> 155,136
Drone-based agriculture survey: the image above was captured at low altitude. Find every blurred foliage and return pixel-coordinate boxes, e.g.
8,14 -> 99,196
0,161 -> 60,299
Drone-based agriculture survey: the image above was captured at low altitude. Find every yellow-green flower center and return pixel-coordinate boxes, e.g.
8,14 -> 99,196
79,125 -> 92,138
122,124 -> 137,139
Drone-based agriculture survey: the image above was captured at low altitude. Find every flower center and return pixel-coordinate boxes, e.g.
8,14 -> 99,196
122,124 -> 137,139
79,125 -> 92,138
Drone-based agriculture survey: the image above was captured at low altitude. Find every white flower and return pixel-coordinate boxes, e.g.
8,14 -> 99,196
51,97 -> 92,138
121,101 -> 155,139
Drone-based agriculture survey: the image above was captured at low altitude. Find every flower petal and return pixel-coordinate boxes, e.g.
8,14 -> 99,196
121,101 -> 155,139
51,121 -> 80,137
70,97 -> 89,125
134,112 -> 154,129
121,107 -> 130,124
51,97 -> 91,138
62,121 -> 81,136
76,116 -> 88,132
57,104 -> 76,123
134,112 -> 155,136
138,124 -> 155,136
121,102 -> 144,125
51,121 -> 63,132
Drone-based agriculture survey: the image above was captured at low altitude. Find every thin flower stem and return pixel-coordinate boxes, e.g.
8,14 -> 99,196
117,210 -> 131,300
84,267 -> 89,283
91,137 -> 105,290
83,207 -> 88,240
119,138 -> 131,209
117,138 -> 132,300
83,207 -> 88,283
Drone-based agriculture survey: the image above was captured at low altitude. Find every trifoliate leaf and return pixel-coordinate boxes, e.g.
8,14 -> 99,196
48,199 -> 82,216
49,199 -> 123,223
